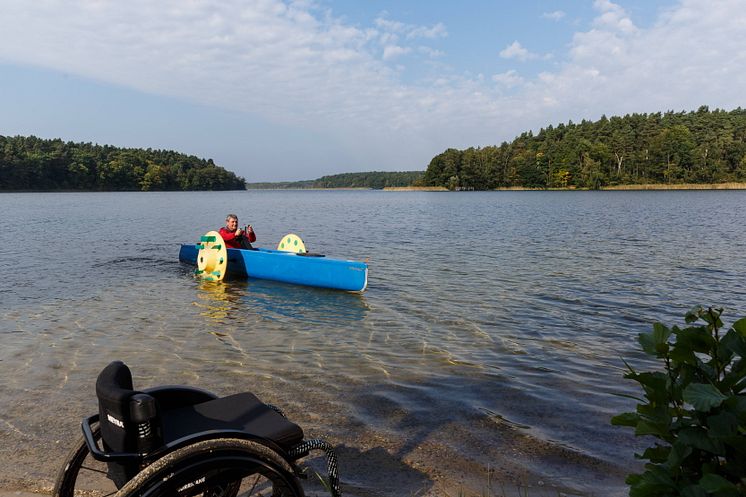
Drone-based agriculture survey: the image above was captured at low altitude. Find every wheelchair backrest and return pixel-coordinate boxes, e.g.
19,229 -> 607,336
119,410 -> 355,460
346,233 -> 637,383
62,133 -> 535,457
96,361 -> 165,488
96,360 -> 159,453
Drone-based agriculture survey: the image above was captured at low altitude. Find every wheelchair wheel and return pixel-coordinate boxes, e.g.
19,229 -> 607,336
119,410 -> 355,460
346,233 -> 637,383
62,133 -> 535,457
52,426 -> 243,497
53,424 -> 118,497
115,438 -> 304,497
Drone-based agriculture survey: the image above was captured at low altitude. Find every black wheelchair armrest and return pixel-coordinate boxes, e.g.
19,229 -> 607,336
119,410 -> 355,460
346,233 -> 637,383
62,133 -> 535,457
142,385 -> 218,411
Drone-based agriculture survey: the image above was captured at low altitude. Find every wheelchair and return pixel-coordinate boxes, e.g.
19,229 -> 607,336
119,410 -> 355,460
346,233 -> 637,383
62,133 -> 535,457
54,361 -> 341,497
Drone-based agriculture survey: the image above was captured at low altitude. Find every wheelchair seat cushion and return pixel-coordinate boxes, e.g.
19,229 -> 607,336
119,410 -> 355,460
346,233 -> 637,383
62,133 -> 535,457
161,392 -> 304,452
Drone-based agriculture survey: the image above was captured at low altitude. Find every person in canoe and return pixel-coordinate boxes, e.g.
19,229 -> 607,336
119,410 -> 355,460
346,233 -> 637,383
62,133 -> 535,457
219,213 -> 256,249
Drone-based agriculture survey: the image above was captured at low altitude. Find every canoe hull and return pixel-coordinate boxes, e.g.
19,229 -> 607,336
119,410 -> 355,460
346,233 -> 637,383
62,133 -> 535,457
179,244 -> 368,292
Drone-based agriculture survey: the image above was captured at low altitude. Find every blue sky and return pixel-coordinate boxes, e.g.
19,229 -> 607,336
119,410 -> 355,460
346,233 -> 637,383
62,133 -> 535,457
1,0 -> 745,182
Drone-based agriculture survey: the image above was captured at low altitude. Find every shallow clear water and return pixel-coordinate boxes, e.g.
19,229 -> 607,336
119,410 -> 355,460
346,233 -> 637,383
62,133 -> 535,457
1,190 -> 746,496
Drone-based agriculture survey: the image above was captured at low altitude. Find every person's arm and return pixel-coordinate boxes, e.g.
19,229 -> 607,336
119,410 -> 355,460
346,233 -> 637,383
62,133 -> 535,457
246,225 -> 256,243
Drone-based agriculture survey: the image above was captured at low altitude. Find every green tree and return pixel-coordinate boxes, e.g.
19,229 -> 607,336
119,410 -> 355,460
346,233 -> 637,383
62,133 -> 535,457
0,135 -> 246,191
650,125 -> 696,183
580,153 -> 605,189
423,148 -> 462,187
140,163 -> 171,191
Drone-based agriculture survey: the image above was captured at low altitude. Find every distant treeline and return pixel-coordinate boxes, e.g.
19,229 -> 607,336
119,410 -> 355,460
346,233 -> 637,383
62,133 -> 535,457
0,135 -> 246,191
247,171 -> 424,189
423,106 -> 746,190
246,180 -> 316,189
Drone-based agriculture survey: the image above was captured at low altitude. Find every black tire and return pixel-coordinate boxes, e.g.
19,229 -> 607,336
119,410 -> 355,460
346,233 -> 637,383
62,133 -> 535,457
115,438 -> 303,497
53,424 -> 117,497
53,427 -> 244,497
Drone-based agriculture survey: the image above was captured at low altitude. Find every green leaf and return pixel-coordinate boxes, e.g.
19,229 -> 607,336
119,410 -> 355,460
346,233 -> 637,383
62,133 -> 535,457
626,473 -> 642,485
674,326 -> 715,355
621,356 -> 637,374
683,383 -> 728,411
640,323 -> 672,356
665,440 -> 692,468
723,395 -> 746,419
637,403 -> 673,429
654,322 -> 672,346
640,444 -> 671,463
639,332 -> 655,355
700,307 -> 723,327
635,372 -> 671,404
670,345 -> 698,366
612,412 -> 640,427
686,306 -> 705,324
636,420 -> 670,438
721,329 -> 746,359
616,308 -> 746,495
680,484 -> 707,497
698,473 -> 737,493
613,391 -> 647,403
732,318 -> 746,337
629,465 -> 678,497
678,427 -> 725,455
707,411 -> 739,439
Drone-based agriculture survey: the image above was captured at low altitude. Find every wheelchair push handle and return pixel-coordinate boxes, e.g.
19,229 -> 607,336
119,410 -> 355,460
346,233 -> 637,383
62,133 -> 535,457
129,393 -> 157,422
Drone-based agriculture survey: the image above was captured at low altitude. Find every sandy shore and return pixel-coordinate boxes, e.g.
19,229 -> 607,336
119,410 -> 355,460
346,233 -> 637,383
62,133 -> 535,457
0,481 -> 582,497
0,439 -> 599,497
0,427 -> 612,496
389,182 -> 746,191
382,186 -> 448,191
602,182 -> 746,190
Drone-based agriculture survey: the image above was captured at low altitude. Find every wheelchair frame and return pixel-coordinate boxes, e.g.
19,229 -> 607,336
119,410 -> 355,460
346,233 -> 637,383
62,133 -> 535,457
54,367 -> 341,497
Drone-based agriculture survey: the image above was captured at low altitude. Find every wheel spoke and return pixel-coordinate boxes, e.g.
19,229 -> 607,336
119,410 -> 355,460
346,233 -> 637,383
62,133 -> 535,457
245,474 -> 261,495
80,465 -> 108,475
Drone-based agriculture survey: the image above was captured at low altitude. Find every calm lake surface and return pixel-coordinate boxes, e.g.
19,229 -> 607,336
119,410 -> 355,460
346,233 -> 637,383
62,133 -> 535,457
1,190 -> 746,496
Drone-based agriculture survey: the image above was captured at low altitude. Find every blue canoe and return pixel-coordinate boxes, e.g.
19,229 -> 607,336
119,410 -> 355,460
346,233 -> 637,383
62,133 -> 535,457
179,244 -> 368,292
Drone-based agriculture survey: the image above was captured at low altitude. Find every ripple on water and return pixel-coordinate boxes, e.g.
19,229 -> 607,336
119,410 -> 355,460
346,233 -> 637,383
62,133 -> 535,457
2,190 -> 746,496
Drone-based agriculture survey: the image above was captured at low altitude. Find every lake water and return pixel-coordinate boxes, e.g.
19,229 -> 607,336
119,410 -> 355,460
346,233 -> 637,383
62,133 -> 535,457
1,190 -> 745,496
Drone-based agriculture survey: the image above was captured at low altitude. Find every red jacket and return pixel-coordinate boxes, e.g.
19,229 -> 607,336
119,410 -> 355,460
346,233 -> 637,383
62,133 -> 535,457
219,227 -> 256,249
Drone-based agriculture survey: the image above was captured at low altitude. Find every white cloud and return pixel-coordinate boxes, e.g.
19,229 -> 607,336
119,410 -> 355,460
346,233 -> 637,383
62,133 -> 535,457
407,23 -> 447,39
374,17 -> 447,40
543,10 -> 566,21
592,0 -> 637,34
524,0 -> 746,122
374,17 -> 407,35
492,70 -> 524,88
418,46 -> 445,58
383,45 -> 411,60
0,0 -> 745,174
499,41 -> 538,61
0,1 -> 445,132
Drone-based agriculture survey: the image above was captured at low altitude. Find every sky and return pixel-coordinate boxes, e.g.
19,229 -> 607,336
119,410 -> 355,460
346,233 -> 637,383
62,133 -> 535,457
1,0 -> 745,182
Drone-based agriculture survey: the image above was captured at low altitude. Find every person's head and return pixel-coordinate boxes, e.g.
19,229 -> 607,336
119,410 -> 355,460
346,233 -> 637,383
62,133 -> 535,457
225,214 -> 238,231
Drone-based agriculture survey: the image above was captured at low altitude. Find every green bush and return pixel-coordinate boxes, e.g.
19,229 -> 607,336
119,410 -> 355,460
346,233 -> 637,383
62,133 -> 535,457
612,307 -> 746,497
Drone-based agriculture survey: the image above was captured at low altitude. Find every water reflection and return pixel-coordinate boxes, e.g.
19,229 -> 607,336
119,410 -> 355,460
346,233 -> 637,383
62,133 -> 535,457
194,280 -> 242,323
193,277 -> 370,325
